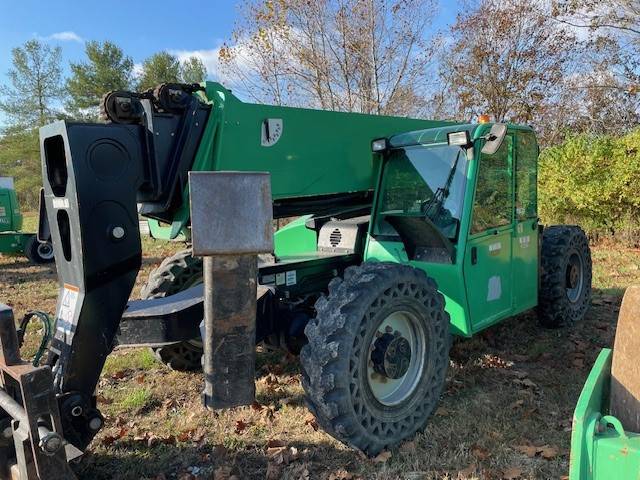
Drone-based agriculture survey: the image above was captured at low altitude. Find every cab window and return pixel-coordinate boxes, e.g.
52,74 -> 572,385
471,135 -> 513,234
516,131 -> 537,220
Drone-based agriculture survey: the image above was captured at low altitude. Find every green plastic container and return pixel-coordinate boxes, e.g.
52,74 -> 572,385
570,349 -> 640,479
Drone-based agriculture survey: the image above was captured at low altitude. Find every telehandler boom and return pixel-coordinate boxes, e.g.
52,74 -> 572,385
0,82 -> 592,479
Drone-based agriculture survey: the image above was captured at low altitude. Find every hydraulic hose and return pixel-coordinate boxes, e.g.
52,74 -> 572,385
17,311 -> 53,367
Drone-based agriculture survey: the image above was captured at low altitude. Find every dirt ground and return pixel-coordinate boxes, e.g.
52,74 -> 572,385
0,232 -> 638,480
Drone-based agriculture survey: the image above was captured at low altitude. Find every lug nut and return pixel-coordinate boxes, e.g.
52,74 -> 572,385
71,405 -> 83,417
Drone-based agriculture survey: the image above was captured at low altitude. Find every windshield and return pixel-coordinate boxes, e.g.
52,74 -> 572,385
374,144 -> 469,240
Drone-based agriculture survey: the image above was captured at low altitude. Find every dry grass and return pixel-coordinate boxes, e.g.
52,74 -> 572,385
1,229 -> 638,479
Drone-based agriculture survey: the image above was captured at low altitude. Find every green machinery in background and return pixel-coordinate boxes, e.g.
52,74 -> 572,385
570,286 -> 640,479
0,177 -> 53,264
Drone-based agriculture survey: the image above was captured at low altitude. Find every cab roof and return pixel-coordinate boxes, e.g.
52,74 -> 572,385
388,122 -> 535,149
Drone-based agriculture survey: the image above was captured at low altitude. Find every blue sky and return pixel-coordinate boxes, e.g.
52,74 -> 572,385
0,0 -> 458,126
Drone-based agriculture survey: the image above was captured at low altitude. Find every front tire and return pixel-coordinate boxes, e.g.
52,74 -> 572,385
300,262 -> 450,456
538,225 -> 592,328
141,249 -> 204,371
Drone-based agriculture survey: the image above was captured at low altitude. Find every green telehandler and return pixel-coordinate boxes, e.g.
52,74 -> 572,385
0,177 -> 54,264
0,82 -> 592,479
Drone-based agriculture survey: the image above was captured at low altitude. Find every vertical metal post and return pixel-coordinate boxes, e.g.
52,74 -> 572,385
202,255 -> 258,409
189,172 -> 273,410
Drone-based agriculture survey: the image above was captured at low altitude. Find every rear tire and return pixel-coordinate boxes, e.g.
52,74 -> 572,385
538,225 -> 592,328
24,236 -> 54,264
300,262 -> 450,456
142,249 -> 204,371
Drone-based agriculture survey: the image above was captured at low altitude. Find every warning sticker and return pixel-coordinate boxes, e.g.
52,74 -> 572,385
276,273 -> 286,286
286,270 -> 297,286
57,284 -> 79,335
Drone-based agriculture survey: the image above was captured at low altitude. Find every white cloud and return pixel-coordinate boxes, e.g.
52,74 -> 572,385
168,48 -> 222,79
45,31 -> 84,43
132,62 -> 144,79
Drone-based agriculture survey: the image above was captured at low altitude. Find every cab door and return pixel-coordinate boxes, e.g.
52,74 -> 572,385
464,134 -> 514,330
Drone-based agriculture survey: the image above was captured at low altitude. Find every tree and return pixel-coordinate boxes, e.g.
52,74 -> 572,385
181,56 -> 207,84
436,0 -> 576,135
549,0 -> 639,135
219,0 -> 439,116
0,126 -> 41,209
66,41 -> 134,120
0,39 -> 65,127
137,51 -> 182,91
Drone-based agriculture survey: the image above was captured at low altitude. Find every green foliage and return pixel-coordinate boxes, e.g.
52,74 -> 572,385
66,41 -> 134,120
0,127 -> 41,209
0,40 -> 64,127
137,51 -> 182,91
180,56 -> 207,84
539,128 -> 640,244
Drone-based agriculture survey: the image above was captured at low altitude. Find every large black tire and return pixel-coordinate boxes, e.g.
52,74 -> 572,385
538,225 -> 592,328
141,249 -> 204,371
300,262 -> 450,456
24,235 -> 55,264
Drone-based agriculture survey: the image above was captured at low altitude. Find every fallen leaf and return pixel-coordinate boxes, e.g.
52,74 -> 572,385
96,394 -> 113,405
267,446 -> 292,465
101,427 -> 128,445
502,467 -> 523,479
234,419 -> 253,434
267,439 -> 286,448
471,444 -> 490,460
110,370 -> 126,380
514,445 -> 538,458
539,445 -> 559,459
135,373 -> 145,384
435,407 -> 450,417
509,399 -> 525,410
251,401 -> 264,412
162,398 -> 177,410
329,470 -> 354,480
372,450 -> 392,463
304,415 -> 319,431
177,429 -> 195,442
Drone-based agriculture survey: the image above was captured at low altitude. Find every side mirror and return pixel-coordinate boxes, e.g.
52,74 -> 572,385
481,124 -> 507,155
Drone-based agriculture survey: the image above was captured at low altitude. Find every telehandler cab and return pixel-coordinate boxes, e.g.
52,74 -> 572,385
0,82 -> 591,479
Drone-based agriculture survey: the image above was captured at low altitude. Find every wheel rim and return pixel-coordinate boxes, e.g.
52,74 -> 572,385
367,310 -> 426,406
36,242 -> 54,261
566,251 -> 584,303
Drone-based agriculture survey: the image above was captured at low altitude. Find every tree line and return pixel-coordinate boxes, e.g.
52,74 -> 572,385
0,0 -> 638,210
0,41 -> 206,127
219,0 -> 639,143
